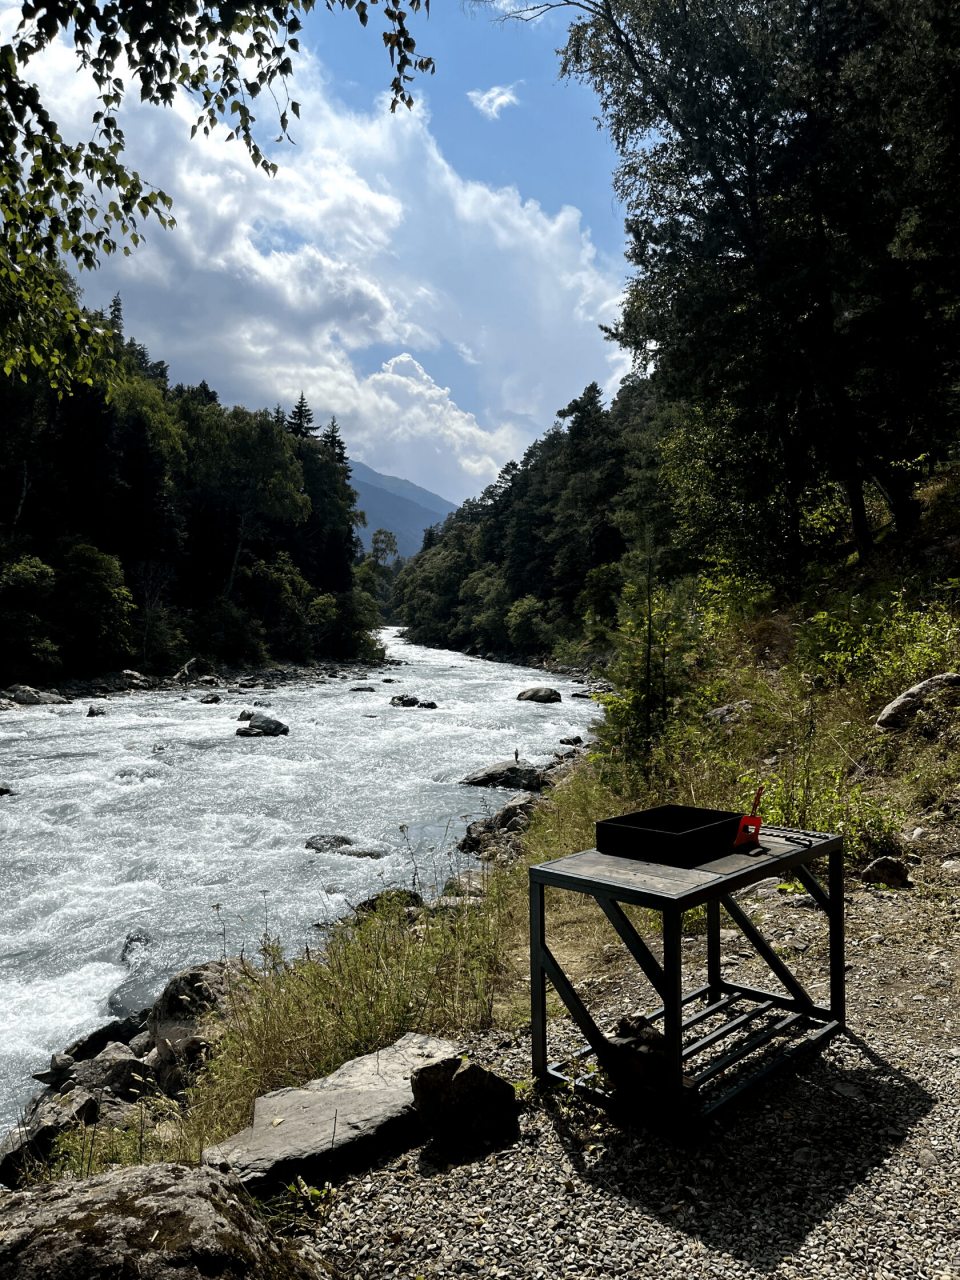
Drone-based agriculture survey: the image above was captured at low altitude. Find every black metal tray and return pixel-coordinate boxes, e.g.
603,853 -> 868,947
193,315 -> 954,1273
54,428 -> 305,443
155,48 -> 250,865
595,804 -> 743,866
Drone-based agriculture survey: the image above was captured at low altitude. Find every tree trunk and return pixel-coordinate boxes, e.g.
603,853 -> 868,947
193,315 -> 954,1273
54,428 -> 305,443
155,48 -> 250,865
873,464 -> 920,538
843,474 -> 873,558
225,515 -> 246,599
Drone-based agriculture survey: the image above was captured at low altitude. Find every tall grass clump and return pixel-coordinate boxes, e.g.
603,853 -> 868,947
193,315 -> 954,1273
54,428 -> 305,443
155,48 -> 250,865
550,570 -> 960,868
178,872 -> 514,1153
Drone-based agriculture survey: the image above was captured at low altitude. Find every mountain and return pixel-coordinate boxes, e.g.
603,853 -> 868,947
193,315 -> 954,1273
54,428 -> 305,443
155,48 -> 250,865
349,460 -> 457,559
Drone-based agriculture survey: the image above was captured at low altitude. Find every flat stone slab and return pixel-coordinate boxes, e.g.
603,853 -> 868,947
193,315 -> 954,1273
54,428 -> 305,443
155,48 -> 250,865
202,1032 -> 459,1192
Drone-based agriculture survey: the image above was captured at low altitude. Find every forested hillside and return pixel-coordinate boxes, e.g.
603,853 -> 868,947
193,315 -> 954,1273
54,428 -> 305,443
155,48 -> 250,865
0,302 -> 381,683
398,0 -> 960,685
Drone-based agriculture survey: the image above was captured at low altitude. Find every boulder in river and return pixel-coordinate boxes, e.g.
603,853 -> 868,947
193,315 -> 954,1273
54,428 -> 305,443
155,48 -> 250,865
236,712 -> 288,737
389,694 -> 420,707
0,1162 -> 315,1280
120,929 -> 152,965
305,833 -> 354,853
86,704 -> 106,717
0,781 -> 15,796
199,693 -> 222,705
517,687 -> 561,703
460,759 -> 544,792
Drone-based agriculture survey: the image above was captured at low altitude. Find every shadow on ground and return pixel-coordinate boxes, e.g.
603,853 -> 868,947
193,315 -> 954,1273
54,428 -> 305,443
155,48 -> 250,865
545,1033 -> 933,1271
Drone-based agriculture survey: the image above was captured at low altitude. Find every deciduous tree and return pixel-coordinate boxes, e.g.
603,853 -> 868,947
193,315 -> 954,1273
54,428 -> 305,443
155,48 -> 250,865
1,0 -> 432,387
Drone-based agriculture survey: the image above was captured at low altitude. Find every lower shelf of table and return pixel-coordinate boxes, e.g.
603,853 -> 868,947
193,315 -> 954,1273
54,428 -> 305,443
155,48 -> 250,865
541,982 -> 843,1118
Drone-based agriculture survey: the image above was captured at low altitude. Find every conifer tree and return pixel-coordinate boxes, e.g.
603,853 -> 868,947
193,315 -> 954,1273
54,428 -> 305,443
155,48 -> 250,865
287,392 -> 314,439
320,415 -> 348,467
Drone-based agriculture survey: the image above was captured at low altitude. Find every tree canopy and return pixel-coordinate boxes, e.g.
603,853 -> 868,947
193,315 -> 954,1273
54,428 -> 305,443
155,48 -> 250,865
1,0 -> 432,388
499,0 -> 959,557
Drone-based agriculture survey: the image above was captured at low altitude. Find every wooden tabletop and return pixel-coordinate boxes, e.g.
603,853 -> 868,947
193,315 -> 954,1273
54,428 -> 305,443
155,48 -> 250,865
529,826 -> 842,911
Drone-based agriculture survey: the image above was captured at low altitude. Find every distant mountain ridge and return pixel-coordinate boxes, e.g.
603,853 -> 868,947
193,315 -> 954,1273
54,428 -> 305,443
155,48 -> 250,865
349,459 -> 457,559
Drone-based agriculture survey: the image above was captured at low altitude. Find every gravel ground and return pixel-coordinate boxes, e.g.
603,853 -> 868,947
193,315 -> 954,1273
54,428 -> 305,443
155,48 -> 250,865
306,837 -> 960,1280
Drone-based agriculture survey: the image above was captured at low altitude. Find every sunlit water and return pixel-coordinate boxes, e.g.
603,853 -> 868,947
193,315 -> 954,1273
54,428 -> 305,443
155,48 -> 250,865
0,629 -> 599,1128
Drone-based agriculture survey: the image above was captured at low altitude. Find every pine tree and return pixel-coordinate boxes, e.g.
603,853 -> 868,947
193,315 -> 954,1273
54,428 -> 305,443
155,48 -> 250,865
287,392 -> 314,439
320,415 -> 348,467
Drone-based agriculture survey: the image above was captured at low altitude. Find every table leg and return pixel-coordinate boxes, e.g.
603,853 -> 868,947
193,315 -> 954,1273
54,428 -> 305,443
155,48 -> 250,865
661,908 -> 684,1099
707,897 -> 721,1003
828,847 -> 846,1027
529,877 -> 547,1078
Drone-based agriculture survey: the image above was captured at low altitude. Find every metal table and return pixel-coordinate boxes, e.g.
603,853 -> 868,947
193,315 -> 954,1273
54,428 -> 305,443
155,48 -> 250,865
529,825 -> 845,1117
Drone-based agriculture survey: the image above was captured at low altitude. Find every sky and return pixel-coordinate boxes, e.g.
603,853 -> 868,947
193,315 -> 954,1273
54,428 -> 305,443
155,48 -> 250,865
6,2 -> 631,503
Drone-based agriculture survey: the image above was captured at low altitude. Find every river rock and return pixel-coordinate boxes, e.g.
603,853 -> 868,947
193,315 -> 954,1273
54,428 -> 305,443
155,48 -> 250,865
410,1055 -> 517,1149
0,781 -> 15,796
353,888 -> 424,916
304,833 -> 388,860
67,1041 -> 156,1102
500,792 -> 537,829
305,833 -> 354,853
63,1010 -> 151,1063
86,704 -> 106,717
517,687 -> 561,703
0,698 -> 16,712
0,1026 -> 157,1185
120,929 -> 152,965
202,1033 -> 460,1192
147,959 -> 245,1088
4,684 -> 69,706
236,712 -> 288,737
199,693 -> 222,704
0,1162 -> 314,1280
389,694 -> 420,707
460,759 -> 544,791
559,735 -> 583,746
237,709 -> 253,720
0,1086 -> 98,1186
875,672 -> 960,728
351,685 -> 376,692
418,700 -> 438,709
441,869 -> 488,898
458,815 -> 495,854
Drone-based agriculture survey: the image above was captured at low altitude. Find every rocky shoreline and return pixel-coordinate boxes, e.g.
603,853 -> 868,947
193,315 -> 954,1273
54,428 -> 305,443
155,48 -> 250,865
0,687 -> 594,1180
0,653 -> 408,713
1,828 -> 957,1278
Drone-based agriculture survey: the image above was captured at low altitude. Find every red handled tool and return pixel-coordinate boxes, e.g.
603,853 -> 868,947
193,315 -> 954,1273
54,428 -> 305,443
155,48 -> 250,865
733,783 -> 764,849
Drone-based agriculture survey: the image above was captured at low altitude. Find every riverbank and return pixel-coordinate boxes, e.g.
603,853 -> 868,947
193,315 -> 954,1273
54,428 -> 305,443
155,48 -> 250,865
3,811 -> 957,1279
314,825 -> 960,1280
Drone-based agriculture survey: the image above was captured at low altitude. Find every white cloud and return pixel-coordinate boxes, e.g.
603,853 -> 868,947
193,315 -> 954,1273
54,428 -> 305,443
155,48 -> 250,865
12,27 -> 626,502
466,83 -> 521,120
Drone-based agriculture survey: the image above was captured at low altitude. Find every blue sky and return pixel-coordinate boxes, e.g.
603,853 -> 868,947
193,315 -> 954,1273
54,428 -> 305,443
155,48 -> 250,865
5,2 -> 631,502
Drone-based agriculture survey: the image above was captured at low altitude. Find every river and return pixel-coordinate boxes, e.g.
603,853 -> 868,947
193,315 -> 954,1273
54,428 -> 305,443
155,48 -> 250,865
0,630 -> 600,1129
